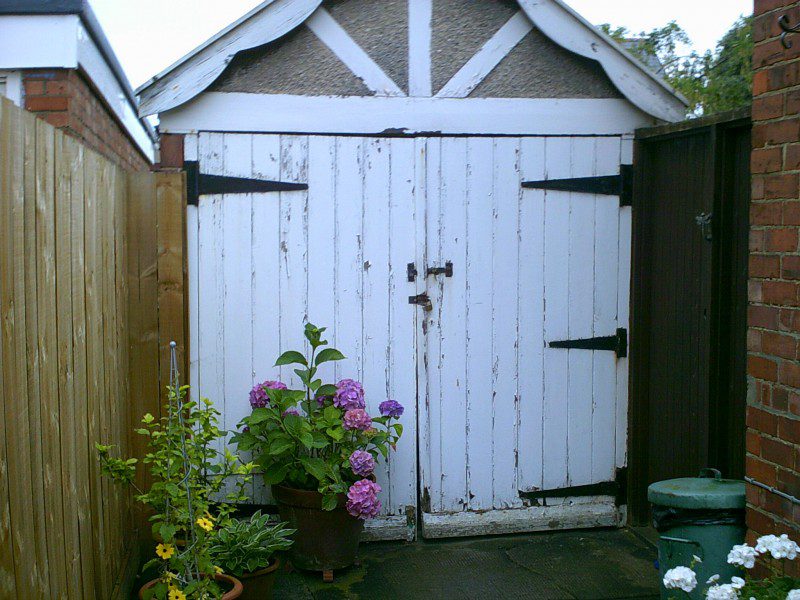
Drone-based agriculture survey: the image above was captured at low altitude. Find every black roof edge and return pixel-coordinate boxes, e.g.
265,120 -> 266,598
0,0 -> 157,144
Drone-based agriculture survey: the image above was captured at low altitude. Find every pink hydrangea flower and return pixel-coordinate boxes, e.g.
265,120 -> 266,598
346,479 -> 382,519
343,408 -> 372,431
349,450 -> 375,477
334,379 -> 366,410
249,380 -> 287,409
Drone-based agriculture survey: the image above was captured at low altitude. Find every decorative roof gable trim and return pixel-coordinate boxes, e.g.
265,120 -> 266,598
137,0 -> 687,122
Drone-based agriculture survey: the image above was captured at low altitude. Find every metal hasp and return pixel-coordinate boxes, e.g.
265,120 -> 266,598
779,14 -> 800,48
522,164 -> 633,206
548,327 -> 627,358
519,468 -> 627,505
427,261 -> 453,277
184,160 -> 309,206
407,263 -> 418,282
409,293 -> 433,311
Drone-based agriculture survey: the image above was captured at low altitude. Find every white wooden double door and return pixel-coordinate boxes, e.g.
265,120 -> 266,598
188,132 -> 630,535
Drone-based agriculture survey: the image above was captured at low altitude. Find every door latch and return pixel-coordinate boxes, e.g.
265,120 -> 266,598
408,293 -> 433,311
695,212 -> 713,241
407,263 -> 418,282
427,261 -> 453,277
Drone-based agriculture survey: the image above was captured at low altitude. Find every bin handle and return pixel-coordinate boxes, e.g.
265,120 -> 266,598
699,468 -> 721,480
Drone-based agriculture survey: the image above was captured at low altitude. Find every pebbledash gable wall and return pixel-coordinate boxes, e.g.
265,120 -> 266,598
749,0 -> 800,575
21,68 -> 149,172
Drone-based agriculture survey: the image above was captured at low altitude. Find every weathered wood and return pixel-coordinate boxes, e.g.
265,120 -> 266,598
0,98 -> 165,598
407,0 -> 432,97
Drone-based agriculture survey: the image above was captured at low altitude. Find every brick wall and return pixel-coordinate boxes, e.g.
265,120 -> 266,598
749,0 -> 800,575
22,69 -> 149,172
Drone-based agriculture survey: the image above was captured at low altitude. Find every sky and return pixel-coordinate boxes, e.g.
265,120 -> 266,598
89,0 -> 754,91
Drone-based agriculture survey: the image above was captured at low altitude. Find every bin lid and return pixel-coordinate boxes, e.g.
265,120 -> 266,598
647,469 -> 745,510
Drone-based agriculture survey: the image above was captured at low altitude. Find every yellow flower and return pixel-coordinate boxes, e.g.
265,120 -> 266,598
196,517 -> 214,532
155,543 -> 175,560
168,588 -> 186,600
214,565 -> 224,575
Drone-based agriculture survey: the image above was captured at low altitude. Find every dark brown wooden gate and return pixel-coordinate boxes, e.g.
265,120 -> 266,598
628,108 -> 751,523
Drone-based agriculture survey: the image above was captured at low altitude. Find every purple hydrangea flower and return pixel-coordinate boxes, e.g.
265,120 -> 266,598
379,399 -> 404,418
282,407 -> 300,417
249,380 -> 288,409
343,408 -> 372,431
346,479 -> 382,520
349,450 -> 375,477
334,379 -> 366,410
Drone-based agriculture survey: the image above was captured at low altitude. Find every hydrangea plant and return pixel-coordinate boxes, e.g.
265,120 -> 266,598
663,534 -> 800,600
232,323 -> 404,517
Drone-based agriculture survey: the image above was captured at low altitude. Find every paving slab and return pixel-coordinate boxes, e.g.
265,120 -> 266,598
273,528 -> 660,599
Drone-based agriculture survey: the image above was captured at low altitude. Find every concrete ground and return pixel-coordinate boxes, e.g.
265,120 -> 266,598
274,528 -> 661,599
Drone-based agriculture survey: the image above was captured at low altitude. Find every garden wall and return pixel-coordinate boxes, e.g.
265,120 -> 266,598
748,0 -> 800,577
0,97 -> 186,598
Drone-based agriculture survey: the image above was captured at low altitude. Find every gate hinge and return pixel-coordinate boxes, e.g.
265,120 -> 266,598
548,327 -> 627,358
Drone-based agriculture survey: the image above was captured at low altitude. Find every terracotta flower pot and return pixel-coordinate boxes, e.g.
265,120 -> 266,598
138,573 -> 243,599
272,485 -> 364,572
238,557 -> 280,600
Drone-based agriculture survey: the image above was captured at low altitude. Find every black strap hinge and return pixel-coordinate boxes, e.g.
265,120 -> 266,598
548,328 -> 627,358
185,161 -> 309,206
522,165 -> 632,206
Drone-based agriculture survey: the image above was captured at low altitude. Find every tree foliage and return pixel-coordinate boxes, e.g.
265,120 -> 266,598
599,16 -> 752,117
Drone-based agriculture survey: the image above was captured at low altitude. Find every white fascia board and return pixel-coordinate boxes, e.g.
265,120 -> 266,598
159,93 -> 658,136
0,15 -> 78,69
76,22 -> 155,162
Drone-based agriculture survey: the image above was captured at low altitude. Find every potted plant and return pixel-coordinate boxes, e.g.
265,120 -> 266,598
209,511 -> 294,599
232,323 -> 404,578
98,355 -> 254,599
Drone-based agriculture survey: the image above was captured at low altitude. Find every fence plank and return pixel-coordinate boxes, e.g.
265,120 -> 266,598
0,97 -> 19,600
35,118 -> 70,599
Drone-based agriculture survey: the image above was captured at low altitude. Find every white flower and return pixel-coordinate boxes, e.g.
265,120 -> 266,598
728,544 -> 757,569
693,554 -> 703,563
707,574 -> 721,584
755,534 -> 799,560
731,577 -> 745,590
787,590 -> 800,600
706,583 -> 740,600
663,566 -> 697,593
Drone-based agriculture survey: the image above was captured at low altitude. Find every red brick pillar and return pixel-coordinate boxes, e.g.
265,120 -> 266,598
748,0 -> 800,574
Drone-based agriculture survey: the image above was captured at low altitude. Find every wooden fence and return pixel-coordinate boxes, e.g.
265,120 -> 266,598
0,98 -> 186,599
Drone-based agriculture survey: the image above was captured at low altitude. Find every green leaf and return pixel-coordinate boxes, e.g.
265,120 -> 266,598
393,423 -> 404,437
284,414 -> 305,439
247,407 -> 273,425
299,432 -> 314,449
315,348 -> 346,365
299,457 -> 327,482
323,406 -> 341,421
294,368 -> 311,385
316,384 -> 338,398
269,436 -> 295,455
326,427 -> 344,442
262,463 -> 290,485
321,493 -> 338,511
274,351 -> 308,367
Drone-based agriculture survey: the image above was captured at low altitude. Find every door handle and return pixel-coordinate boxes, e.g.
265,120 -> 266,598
409,293 -> 433,311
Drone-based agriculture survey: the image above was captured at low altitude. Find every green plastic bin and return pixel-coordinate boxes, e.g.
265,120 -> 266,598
648,469 -> 746,600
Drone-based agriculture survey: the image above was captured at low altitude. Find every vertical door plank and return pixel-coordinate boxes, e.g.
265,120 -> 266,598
438,137 -> 468,512
278,135 -> 309,386
361,137 -> 393,510
591,137 -> 621,483
517,137 -> 546,494
250,134 -> 282,504
35,119 -> 69,599
423,137 -> 442,512
387,138 -> 418,517
542,137 -> 570,491
616,136 -> 633,471
491,137 -> 521,508
220,134 -> 254,469
333,137 -> 364,382
464,137 -> 494,511
566,137 -> 596,488
197,132 -> 226,466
